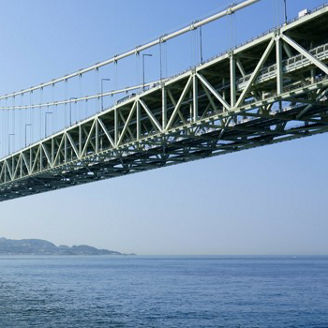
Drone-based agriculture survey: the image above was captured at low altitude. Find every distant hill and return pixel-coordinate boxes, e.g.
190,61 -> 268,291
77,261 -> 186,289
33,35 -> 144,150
0,237 -> 133,255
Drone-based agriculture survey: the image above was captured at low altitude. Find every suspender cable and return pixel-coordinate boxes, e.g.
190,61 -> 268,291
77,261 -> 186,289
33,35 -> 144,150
0,0 -> 260,101
159,42 -> 162,81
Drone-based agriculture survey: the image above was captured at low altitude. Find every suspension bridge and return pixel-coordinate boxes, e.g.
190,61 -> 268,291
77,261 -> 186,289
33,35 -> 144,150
0,0 -> 327,201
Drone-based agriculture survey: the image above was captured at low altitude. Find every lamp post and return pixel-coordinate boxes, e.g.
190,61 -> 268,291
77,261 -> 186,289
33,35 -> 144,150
142,53 -> 152,91
101,78 -> 111,111
69,97 -> 77,126
25,123 -> 32,146
45,112 -> 53,137
283,0 -> 287,24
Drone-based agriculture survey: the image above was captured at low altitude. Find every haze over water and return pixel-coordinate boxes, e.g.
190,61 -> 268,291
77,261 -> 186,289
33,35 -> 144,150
0,255 -> 327,327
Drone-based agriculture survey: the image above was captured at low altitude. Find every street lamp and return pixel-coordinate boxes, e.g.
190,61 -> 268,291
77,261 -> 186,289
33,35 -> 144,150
69,97 -> 77,126
45,112 -> 53,137
142,53 -> 152,91
283,0 -> 287,24
101,78 -> 111,111
199,26 -> 203,64
25,123 -> 32,146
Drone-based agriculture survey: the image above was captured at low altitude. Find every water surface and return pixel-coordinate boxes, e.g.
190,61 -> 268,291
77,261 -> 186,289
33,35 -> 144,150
0,255 -> 327,327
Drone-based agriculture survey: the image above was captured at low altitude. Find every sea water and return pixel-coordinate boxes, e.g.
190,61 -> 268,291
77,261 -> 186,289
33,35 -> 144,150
0,256 -> 327,327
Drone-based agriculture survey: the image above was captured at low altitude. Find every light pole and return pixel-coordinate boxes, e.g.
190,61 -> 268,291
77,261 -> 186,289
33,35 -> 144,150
25,123 -> 32,146
8,133 -> 15,154
199,26 -> 203,64
283,0 -> 287,24
69,97 -> 77,126
142,53 -> 152,91
45,112 -> 53,137
101,78 -> 111,111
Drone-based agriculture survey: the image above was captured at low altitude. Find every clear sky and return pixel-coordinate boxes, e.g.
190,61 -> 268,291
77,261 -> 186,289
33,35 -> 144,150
0,0 -> 327,255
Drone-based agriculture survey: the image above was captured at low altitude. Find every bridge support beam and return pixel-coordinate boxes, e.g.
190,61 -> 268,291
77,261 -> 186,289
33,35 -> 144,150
276,35 -> 283,95
193,75 -> 198,122
230,54 -> 236,107
281,34 -> 328,75
1,6 -> 328,201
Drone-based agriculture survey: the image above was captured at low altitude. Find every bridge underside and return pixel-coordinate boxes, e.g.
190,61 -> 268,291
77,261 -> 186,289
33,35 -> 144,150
1,5 -> 328,201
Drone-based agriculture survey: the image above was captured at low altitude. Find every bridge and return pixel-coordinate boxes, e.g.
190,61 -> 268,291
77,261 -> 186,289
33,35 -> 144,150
0,0 -> 327,201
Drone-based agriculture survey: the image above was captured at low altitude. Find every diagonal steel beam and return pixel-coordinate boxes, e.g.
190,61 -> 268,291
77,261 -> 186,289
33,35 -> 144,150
31,146 -> 41,173
201,86 -> 218,114
4,160 -> 13,181
81,120 -> 97,156
296,89 -> 328,119
236,58 -> 246,76
53,134 -> 66,166
119,109 -> 135,140
82,126 -> 97,152
166,75 -> 193,130
0,162 -> 5,182
139,99 -> 162,132
21,152 -> 31,175
167,89 -> 188,125
41,143 -> 53,167
281,34 -> 328,75
66,132 -> 80,159
235,37 -> 275,108
197,73 -> 230,111
98,118 -> 115,148
117,101 -> 137,146
13,156 -> 22,180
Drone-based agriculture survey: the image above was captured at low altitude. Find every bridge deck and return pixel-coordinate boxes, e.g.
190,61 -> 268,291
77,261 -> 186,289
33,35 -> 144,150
1,5 -> 328,201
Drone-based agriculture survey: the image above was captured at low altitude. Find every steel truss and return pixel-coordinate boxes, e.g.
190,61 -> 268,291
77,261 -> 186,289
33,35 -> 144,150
1,6 -> 328,201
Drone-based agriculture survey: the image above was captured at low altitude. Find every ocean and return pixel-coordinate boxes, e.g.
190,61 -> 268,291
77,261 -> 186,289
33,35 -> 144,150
0,255 -> 327,327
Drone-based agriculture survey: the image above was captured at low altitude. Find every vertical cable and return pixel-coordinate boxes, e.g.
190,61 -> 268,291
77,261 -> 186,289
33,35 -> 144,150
85,99 -> 88,119
190,30 -> 193,67
12,98 -> 15,152
6,101 -> 9,155
65,80 -> 68,127
96,68 -> 100,113
165,42 -> 168,78
40,88 -> 43,141
21,94 -> 23,149
29,92 -> 32,145
159,42 -> 162,81
135,52 -> 139,87
199,26 -> 203,64
0,100 -> 5,157
79,74 -> 82,121
115,62 -> 118,92
230,5 -> 236,49
52,84 -> 55,133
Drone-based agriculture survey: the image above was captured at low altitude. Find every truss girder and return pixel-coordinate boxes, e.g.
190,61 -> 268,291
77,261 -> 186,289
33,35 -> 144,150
1,6 -> 328,201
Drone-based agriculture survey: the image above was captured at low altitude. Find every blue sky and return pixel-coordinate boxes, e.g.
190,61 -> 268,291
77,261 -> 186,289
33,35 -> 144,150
0,0 -> 327,255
